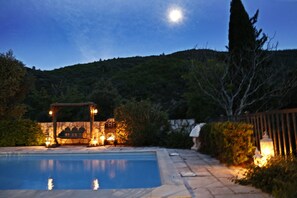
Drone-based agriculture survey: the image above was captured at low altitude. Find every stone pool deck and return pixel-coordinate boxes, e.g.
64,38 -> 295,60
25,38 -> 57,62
0,146 -> 271,198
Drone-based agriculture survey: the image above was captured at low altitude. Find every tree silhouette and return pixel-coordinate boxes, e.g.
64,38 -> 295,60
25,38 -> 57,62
0,50 -> 31,120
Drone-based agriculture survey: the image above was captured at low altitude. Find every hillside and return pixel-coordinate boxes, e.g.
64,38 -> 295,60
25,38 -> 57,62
24,49 -> 297,121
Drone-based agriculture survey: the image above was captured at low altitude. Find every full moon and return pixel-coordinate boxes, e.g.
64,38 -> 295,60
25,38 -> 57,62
168,8 -> 183,23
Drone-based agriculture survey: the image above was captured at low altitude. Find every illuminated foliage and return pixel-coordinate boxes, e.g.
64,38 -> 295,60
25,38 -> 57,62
0,119 -> 45,146
199,122 -> 255,165
235,156 -> 297,197
114,100 -> 169,146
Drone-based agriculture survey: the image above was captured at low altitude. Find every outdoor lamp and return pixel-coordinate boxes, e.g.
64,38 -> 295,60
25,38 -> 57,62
254,131 -> 275,166
93,108 -> 98,115
45,136 -> 51,147
92,138 -> 98,146
49,110 -> 53,116
89,138 -> 98,146
253,148 -> 265,167
91,108 -> 98,115
107,135 -> 115,141
100,135 -> 105,145
260,132 -> 275,158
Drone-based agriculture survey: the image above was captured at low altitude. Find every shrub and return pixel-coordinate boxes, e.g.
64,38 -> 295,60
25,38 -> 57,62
235,156 -> 297,197
165,126 -> 193,149
115,121 -> 129,145
199,122 -> 255,165
0,119 -> 45,146
114,100 -> 169,146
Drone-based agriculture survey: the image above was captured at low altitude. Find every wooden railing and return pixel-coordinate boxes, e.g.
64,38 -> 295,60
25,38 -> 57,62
238,108 -> 297,156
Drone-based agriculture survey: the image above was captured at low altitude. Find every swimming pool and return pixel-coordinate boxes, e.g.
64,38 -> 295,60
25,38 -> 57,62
0,152 -> 161,190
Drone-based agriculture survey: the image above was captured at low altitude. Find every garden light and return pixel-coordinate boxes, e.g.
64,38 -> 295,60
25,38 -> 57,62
90,138 -> 98,146
254,131 -> 275,167
100,135 -> 105,145
91,108 -> 98,115
260,132 -> 275,157
253,148 -> 265,167
45,136 -> 51,148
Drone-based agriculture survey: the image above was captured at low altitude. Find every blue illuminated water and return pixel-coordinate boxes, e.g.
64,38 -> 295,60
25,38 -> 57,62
0,152 -> 161,190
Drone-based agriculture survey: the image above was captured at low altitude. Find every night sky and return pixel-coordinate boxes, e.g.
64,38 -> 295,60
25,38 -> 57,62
1,0 -> 296,70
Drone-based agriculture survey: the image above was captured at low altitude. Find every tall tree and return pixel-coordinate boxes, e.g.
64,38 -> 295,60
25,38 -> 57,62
0,50 -> 31,120
228,0 -> 255,68
188,1 -> 297,120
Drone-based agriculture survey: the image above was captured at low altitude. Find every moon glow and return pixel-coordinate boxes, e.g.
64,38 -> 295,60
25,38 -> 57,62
168,8 -> 183,23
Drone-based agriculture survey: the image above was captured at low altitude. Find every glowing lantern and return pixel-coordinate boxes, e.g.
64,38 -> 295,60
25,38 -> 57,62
90,138 -> 98,146
260,132 -> 275,158
91,108 -> 98,115
253,148 -> 265,167
45,136 -> 51,147
100,135 -> 105,145
107,135 -> 115,141
49,110 -> 53,116
254,132 -> 275,167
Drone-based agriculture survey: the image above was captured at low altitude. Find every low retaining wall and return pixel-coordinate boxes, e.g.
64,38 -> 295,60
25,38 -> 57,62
39,122 -> 104,144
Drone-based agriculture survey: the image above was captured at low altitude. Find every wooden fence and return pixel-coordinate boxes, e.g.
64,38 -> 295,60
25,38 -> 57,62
239,108 -> 297,156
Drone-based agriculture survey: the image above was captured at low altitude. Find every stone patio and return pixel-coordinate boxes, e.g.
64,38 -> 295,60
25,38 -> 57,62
0,146 -> 271,198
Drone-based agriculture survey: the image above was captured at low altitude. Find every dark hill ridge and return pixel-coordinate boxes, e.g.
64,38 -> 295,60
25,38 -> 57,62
25,49 -> 297,121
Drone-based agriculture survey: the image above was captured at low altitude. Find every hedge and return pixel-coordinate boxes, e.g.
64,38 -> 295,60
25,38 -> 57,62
0,119 -> 45,146
199,121 -> 255,165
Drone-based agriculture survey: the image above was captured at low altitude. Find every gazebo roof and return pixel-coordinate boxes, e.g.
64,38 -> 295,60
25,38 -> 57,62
50,102 -> 96,108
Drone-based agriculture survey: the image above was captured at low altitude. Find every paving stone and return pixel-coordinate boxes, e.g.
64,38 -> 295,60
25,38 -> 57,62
190,167 -> 212,176
207,170 -> 234,178
217,177 -> 236,186
192,187 -> 214,198
177,167 -> 192,173
187,177 -> 224,188
170,156 -> 184,162
173,162 -> 188,169
228,185 -> 263,194
207,186 -> 234,195
215,193 -> 271,198
186,160 -> 208,165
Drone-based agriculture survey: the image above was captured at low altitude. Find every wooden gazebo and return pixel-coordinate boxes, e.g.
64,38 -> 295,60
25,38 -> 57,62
49,102 -> 98,146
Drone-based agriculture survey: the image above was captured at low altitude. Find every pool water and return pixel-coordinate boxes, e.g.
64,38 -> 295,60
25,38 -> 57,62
0,152 -> 161,190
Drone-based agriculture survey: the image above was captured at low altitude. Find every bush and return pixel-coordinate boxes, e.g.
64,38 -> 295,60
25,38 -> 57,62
165,126 -> 193,149
0,119 -> 45,146
114,100 -> 169,146
199,122 -> 255,165
235,156 -> 297,198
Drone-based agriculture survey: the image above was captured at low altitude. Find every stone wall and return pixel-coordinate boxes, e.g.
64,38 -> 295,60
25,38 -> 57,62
169,119 -> 196,133
39,121 -> 106,145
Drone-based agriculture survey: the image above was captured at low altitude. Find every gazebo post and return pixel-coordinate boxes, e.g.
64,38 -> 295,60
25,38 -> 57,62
89,104 -> 98,146
90,105 -> 94,141
52,107 -> 59,146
